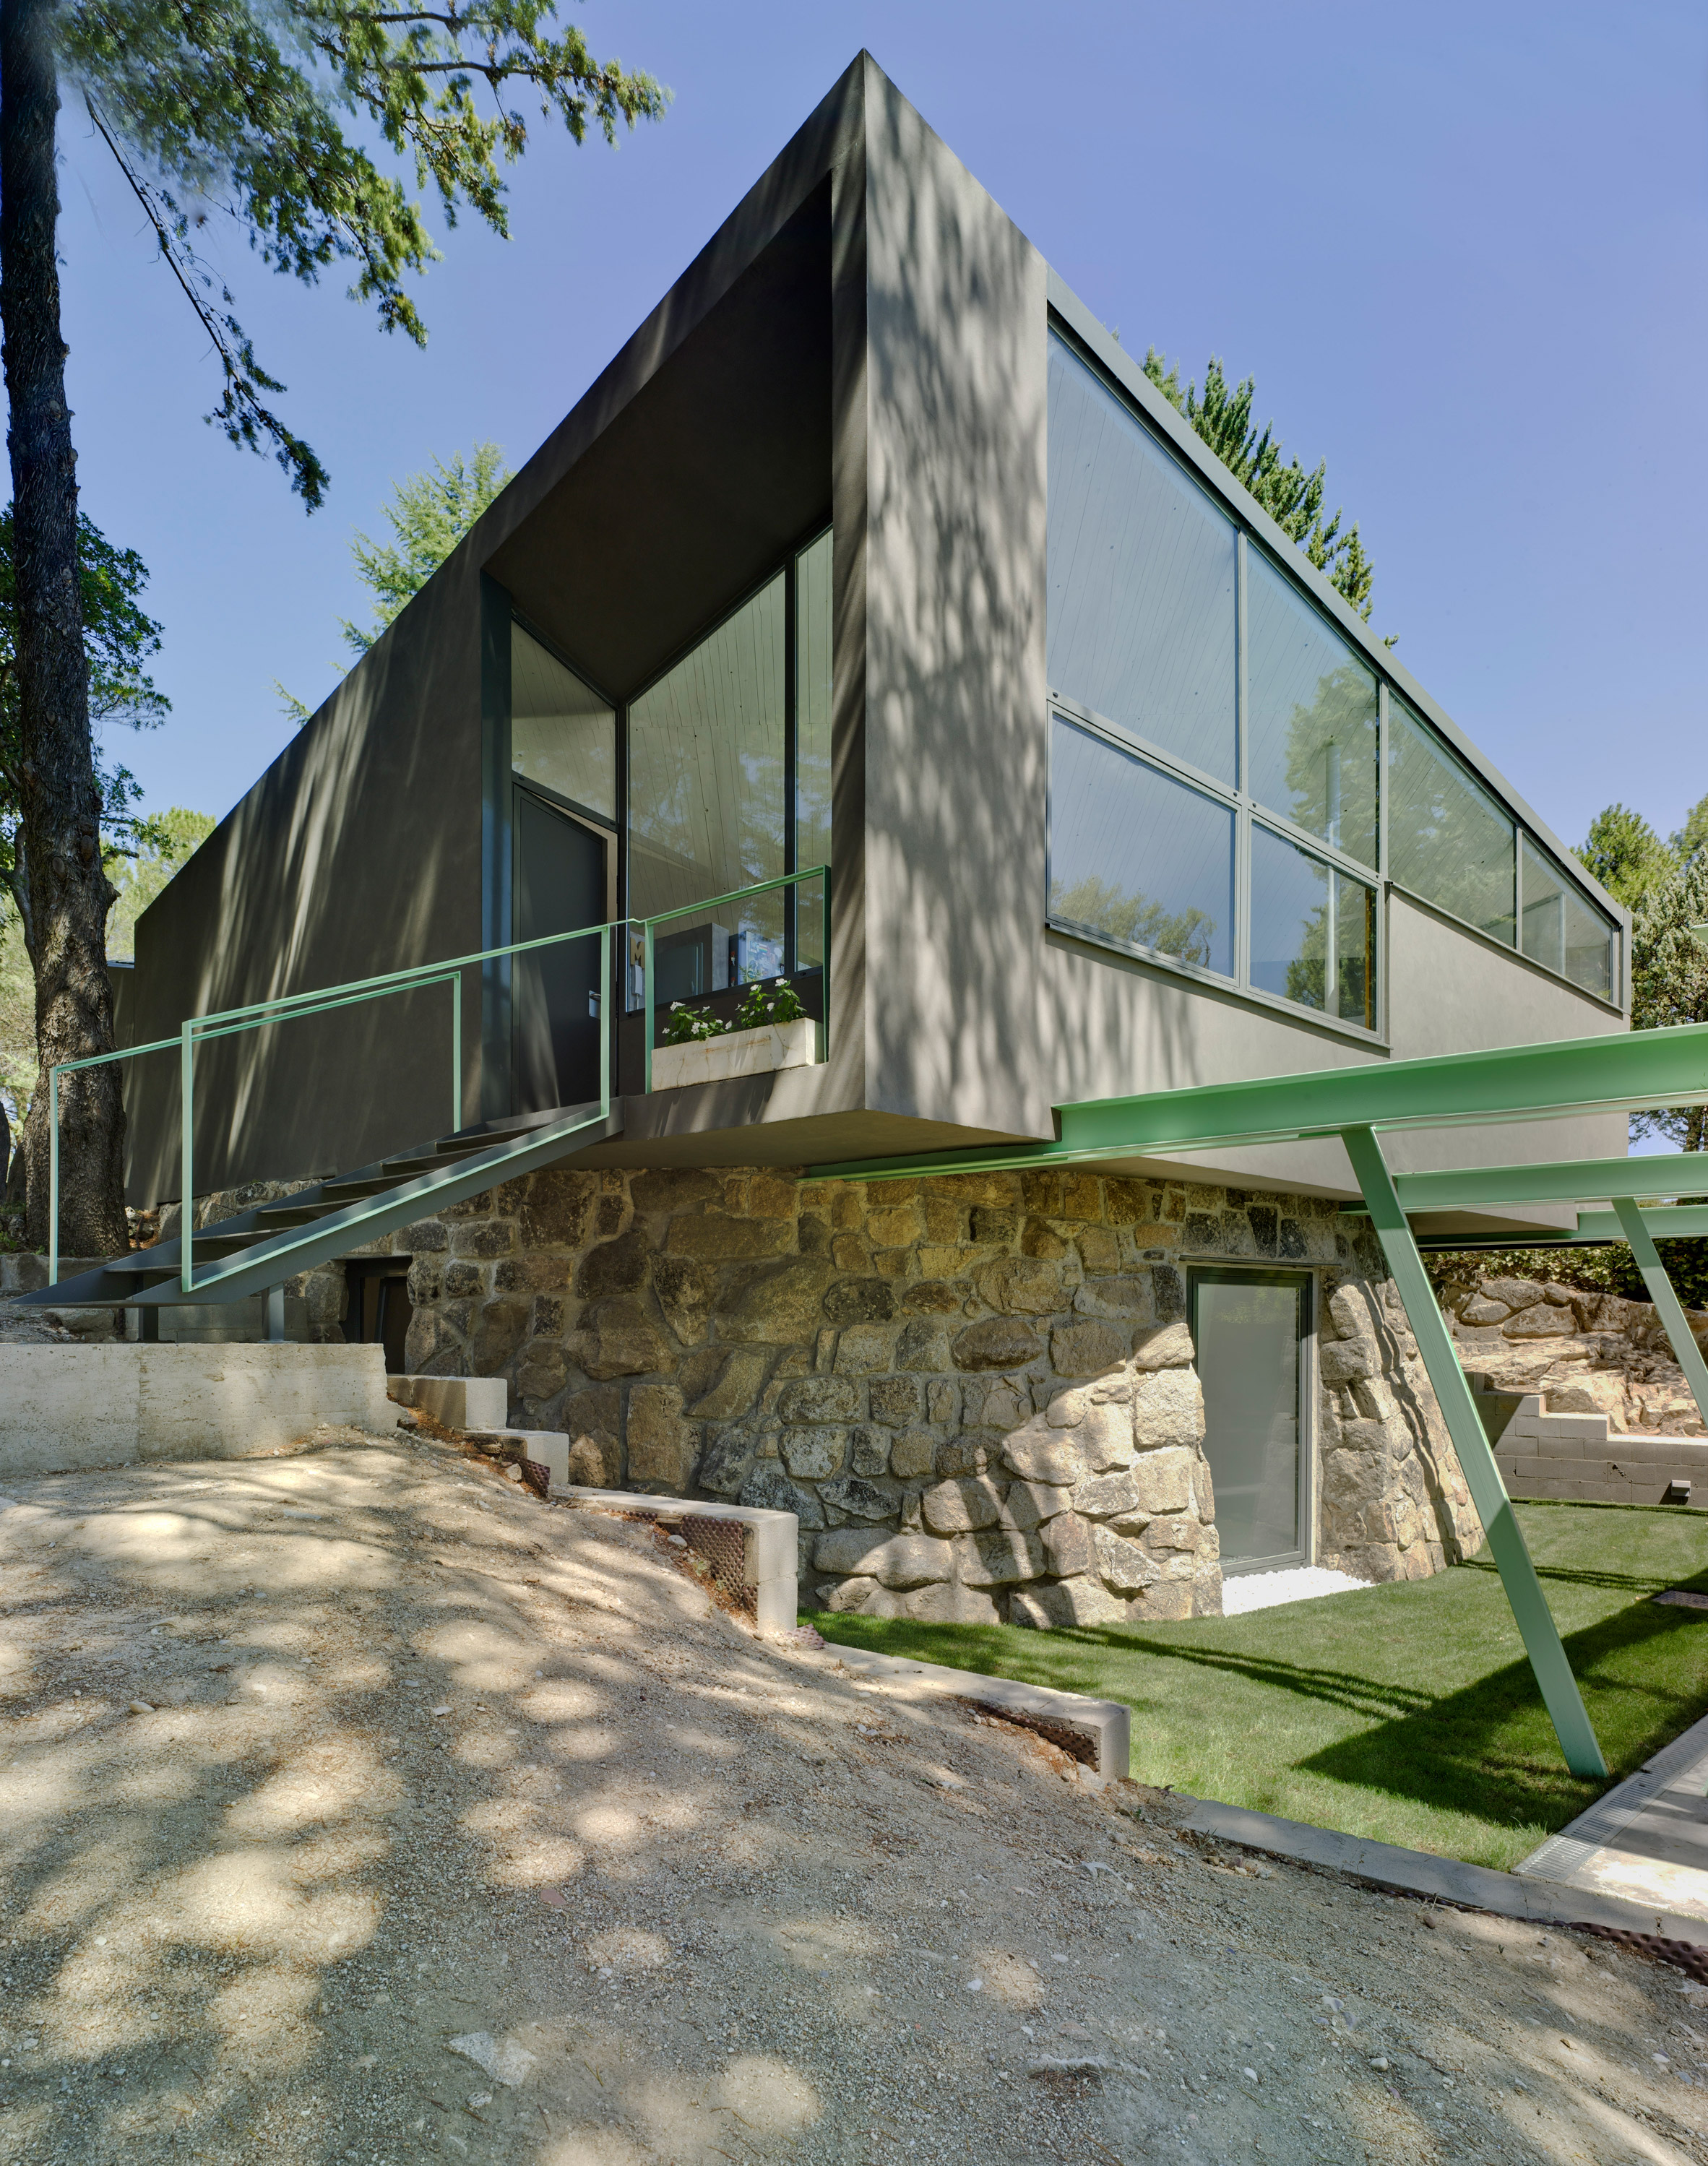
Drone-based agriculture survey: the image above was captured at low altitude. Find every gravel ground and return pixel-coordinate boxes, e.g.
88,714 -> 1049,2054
0,1293 -> 76,1346
1,1423 -> 1705,2166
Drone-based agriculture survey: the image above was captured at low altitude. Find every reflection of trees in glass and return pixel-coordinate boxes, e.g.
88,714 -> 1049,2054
1280,663 -> 1379,860
1388,702 -> 1515,943
1283,904 -> 1328,1011
1049,875 -> 1217,967
1278,878 -> 1374,1024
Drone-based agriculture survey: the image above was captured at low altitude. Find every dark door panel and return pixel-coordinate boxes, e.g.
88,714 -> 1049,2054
514,788 -> 606,1114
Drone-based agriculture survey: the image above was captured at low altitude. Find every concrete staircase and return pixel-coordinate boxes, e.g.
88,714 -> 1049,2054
1467,1373 -> 1708,1508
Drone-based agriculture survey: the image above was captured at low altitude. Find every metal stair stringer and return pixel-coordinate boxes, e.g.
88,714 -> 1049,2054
24,1100 -> 619,1312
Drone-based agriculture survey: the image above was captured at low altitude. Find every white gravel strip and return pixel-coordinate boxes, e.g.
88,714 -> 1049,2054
1221,1565 -> 1376,1615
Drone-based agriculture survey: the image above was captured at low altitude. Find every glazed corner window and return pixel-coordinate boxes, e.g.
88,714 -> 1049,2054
627,571 -> 788,975
1048,716 -> 1234,978
510,623 -> 615,820
1045,331 -> 1237,784
1386,695 -> 1515,946
1521,837 -> 1615,1000
1250,824 -> 1376,1028
1246,547 -> 1378,869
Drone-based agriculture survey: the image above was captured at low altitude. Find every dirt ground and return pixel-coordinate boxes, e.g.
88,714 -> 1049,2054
1,1423 -> 1706,2166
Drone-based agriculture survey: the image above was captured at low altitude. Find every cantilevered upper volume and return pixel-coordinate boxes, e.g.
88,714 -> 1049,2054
117,52 -> 1626,1225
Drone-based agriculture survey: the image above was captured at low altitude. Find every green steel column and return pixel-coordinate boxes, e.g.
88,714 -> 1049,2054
1340,1123 -> 1607,1778
1611,1195 -> 1708,1430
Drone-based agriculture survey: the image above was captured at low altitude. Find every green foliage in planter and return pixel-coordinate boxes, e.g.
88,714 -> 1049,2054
660,980 -> 808,1047
733,980 -> 807,1030
660,1002 -> 723,1047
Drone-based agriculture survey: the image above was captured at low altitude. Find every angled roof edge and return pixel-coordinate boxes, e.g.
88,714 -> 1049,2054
1045,268 -> 1628,934
358,53 -> 870,655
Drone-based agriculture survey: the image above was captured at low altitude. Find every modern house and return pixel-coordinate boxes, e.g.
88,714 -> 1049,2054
99,53 -> 1627,1625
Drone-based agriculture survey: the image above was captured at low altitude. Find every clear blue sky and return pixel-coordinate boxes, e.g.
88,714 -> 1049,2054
56,0 -> 1707,850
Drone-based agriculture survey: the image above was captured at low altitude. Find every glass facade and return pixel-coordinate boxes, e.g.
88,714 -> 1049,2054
1246,546 -> 1378,869
1249,824 -> 1376,1028
620,529 -> 832,992
510,624 -> 616,820
1051,718 -> 1234,977
1521,836 -> 1615,999
1045,324 -> 1618,1026
1047,335 -> 1237,783
794,527 -> 834,974
1387,696 -> 1515,946
628,571 -> 787,976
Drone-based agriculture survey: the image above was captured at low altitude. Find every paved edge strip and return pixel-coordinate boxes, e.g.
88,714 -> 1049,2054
806,1644 -> 1130,1787
1519,1706 -> 1708,1885
1181,1792 -> 1708,1949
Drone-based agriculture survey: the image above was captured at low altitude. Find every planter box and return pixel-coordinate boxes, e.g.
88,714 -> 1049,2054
652,1015 -> 817,1092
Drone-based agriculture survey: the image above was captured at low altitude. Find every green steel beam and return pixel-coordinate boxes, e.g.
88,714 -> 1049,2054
1610,1197 -> 1708,1431
1574,1203 -> 1708,1241
808,1021 -> 1708,1183
1373,1150 -> 1708,1214
1341,1124 -> 1608,1779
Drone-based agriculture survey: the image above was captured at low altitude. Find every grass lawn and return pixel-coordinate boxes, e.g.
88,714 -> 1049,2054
807,1501 -> 1708,1871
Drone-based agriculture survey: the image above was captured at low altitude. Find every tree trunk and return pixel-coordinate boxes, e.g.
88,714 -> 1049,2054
0,0 -> 126,1257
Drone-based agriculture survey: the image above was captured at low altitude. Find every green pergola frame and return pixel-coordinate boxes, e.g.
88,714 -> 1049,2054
811,1019 -> 1708,1779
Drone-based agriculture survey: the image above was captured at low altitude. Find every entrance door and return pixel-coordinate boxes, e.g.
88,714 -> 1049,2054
1189,1269 -> 1309,1572
513,787 -> 606,1113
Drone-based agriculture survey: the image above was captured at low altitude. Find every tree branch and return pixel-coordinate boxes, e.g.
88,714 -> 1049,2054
84,96 -> 330,510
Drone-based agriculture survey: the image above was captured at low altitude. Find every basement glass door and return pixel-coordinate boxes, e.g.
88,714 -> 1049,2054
1189,1268 -> 1310,1572
512,786 -> 607,1113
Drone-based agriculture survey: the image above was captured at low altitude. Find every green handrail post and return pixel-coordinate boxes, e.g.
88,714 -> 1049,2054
1341,1122 -> 1607,1779
819,870 -> 830,1064
47,1063 -> 59,1288
451,970 -> 463,1136
598,925 -> 611,1116
181,1021 -> 195,1297
643,920 -> 656,1097
1611,1195 -> 1708,1431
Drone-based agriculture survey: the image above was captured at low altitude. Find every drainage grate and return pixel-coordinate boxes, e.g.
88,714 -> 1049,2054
619,1503 -> 756,1618
1575,1922 -> 1708,1986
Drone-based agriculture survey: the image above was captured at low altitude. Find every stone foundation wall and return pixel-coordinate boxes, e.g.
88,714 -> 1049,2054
1316,1274 -> 1483,1581
381,1162 -> 1482,1621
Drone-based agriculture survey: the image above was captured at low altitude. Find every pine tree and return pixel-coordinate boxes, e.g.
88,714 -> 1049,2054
1142,349 -> 1376,622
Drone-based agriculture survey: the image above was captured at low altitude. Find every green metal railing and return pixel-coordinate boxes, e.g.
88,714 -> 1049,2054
46,866 -> 832,1288
640,864 -> 829,1095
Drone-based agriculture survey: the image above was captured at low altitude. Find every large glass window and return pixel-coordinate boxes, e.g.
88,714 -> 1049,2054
794,527 -> 833,973
1521,837 -> 1615,1000
1050,717 -> 1234,977
628,572 -> 787,976
1246,548 -> 1378,868
511,624 -> 615,820
1042,315 -> 1621,1021
1250,824 -> 1376,1027
1387,696 -> 1516,946
1046,333 -> 1237,784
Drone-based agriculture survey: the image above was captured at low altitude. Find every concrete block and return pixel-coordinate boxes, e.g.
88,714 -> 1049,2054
475,1428 -> 570,1489
806,1642 -> 1130,1786
389,1373 -> 509,1431
553,1487 -> 799,1633
0,1344 -> 391,1476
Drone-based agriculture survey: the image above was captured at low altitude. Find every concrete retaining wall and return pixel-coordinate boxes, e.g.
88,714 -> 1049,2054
1484,1388 -> 1708,1506
0,1345 -> 392,1477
